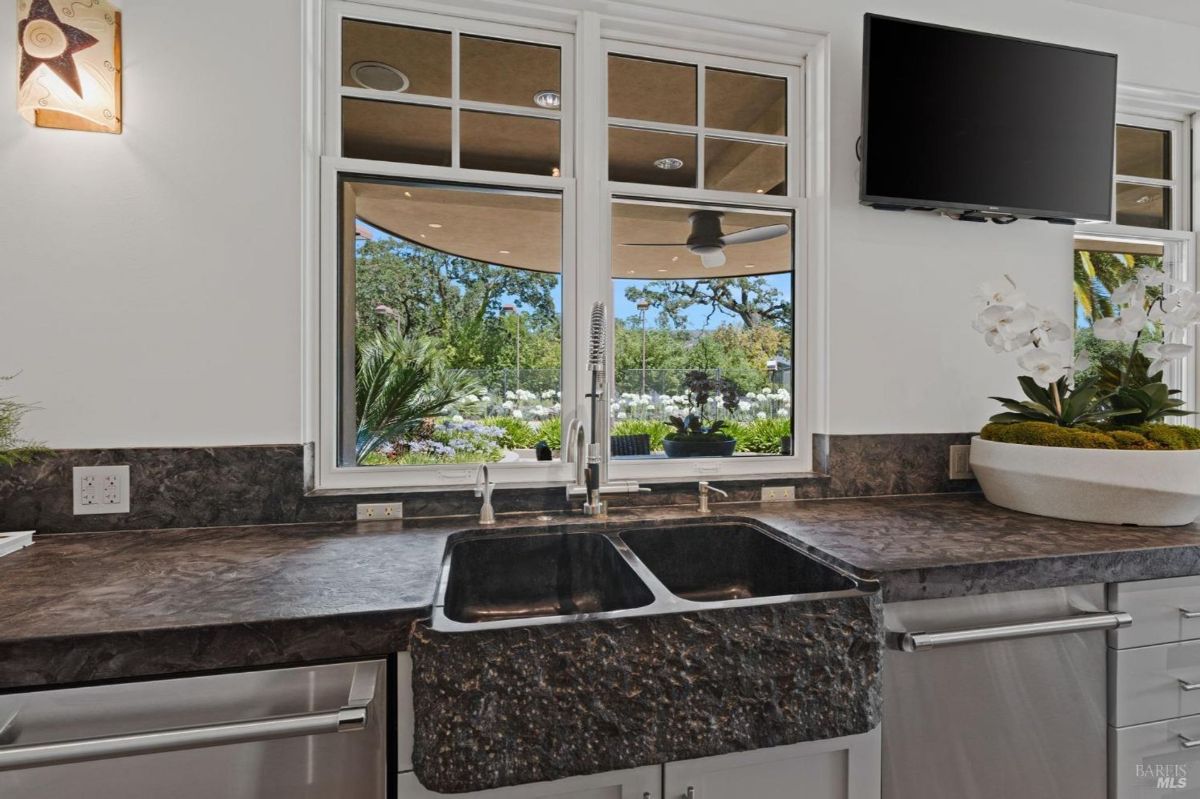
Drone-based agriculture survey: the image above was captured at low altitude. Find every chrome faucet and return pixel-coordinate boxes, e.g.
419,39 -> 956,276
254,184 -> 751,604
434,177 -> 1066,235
563,302 -> 647,516
697,481 -> 729,514
475,464 -> 496,525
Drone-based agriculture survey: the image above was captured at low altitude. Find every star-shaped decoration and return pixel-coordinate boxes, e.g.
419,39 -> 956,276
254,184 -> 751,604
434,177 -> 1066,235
18,0 -> 99,98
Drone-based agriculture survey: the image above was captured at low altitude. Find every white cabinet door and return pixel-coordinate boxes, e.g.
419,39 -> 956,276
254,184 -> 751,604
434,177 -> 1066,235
662,728 -> 880,799
396,766 -> 661,799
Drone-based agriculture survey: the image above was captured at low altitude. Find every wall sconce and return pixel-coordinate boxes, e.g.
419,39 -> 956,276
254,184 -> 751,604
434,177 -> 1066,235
16,0 -> 121,133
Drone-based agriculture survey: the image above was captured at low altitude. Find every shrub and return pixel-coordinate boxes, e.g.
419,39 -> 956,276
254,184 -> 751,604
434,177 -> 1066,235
481,416 -> 540,449
725,418 -> 791,454
611,419 -> 672,452
535,416 -> 561,450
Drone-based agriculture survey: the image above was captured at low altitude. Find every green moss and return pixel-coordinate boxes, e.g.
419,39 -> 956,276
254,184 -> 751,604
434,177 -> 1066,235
981,422 -> 1116,449
981,421 -> 1200,451
1141,423 -> 1200,450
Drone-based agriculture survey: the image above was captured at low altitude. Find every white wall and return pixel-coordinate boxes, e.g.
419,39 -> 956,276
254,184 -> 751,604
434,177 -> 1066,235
2,0 -> 1199,447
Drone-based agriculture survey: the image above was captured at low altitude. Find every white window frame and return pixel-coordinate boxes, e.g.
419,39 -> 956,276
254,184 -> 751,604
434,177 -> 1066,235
302,0 -> 830,492
1074,92 -> 1197,414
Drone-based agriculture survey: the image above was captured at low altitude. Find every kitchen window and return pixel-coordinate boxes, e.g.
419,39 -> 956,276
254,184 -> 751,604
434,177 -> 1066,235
310,1 -> 823,491
1073,109 -> 1195,411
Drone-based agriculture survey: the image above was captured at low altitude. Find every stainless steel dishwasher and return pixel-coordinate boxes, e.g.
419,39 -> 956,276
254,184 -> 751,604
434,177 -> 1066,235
883,584 -> 1130,799
0,659 -> 387,799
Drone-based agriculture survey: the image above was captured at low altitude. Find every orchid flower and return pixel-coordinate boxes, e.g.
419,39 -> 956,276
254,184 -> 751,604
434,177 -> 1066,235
1017,348 -> 1069,387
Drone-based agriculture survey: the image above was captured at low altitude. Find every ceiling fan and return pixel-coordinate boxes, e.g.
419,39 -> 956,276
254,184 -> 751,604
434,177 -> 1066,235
621,210 -> 790,268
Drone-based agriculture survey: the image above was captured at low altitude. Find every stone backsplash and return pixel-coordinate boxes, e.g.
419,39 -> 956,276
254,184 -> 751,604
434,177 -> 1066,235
0,434 -> 976,534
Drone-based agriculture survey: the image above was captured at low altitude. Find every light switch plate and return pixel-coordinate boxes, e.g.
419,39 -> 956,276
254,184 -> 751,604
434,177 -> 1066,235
949,444 -> 974,480
761,486 -> 796,502
73,465 -> 130,515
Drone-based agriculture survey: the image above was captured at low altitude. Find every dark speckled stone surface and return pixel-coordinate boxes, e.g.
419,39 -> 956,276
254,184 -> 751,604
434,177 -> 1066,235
7,494 -> 1200,689
410,596 -> 882,793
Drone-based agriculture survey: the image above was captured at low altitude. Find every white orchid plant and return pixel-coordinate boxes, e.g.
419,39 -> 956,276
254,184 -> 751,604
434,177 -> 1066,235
973,272 -> 1196,428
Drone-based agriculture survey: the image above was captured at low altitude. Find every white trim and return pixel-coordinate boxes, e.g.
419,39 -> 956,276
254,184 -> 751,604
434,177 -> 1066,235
305,0 -> 829,491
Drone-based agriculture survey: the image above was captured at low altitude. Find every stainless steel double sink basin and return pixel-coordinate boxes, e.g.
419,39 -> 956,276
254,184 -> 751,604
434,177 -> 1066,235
430,520 -> 876,632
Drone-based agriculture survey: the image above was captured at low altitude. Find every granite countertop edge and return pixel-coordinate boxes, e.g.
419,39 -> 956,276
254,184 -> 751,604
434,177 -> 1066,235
4,493 -> 1200,690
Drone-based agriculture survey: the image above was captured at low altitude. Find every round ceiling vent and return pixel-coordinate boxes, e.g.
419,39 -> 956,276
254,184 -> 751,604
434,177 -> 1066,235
350,61 -> 410,93
533,90 -> 561,109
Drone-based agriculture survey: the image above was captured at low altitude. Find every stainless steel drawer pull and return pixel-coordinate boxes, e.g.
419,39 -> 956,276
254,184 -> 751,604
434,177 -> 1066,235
1181,609 -> 1200,619
892,610 -> 1133,652
1181,734 -> 1200,750
1180,680 -> 1200,692
0,706 -> 368,771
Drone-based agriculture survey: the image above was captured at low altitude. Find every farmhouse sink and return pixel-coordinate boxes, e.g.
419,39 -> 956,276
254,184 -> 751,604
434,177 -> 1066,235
441,532 -> 655,624
620,523 -> 857,602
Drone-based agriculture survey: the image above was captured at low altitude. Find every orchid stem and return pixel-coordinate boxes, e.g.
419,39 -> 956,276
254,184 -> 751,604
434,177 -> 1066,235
1050,381 -> 1063,421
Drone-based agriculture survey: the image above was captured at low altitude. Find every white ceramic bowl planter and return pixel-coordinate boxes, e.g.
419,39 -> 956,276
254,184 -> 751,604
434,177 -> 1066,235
970,436 -> 1200,526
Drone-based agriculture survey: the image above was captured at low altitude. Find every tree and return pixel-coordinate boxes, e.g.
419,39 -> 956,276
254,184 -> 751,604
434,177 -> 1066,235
626,277 -> 792,331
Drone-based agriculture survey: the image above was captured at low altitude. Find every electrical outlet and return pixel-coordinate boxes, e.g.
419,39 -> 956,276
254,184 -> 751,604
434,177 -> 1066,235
357,502 -> 403,520
761,486 -> 796,502
73,465 -> 130,515
949,444 -> 974,480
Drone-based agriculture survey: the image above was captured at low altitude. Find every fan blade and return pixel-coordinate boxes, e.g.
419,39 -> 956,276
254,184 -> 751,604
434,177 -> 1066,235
720,223 -> 790,246
620,242 -> 687,247
701,250 -> 726,268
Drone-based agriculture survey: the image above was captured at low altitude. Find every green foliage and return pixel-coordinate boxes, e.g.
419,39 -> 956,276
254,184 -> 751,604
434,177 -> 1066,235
354,332 -> 479,464
988,376 -> 1138,427
1089,350 -> 1192,425
628,277 -> 792,331
981,421 -> 1200,450
481,416 -> 539,449
535,416 -> 561,450
725,418 -> 791,454
611,419 -> 672,452
0,375 -> 47,468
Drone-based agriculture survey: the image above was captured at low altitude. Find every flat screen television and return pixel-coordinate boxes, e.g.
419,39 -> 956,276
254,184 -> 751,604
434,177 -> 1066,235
860,14 -> 1118,223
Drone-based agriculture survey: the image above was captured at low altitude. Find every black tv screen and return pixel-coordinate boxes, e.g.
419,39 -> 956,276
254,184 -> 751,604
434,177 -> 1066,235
860,15 -> 1118,222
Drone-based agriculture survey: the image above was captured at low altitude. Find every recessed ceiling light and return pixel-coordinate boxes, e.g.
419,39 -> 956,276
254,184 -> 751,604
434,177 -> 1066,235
755,188 -> 766,194
419,234 -> 426,239
428,223 -> 442,228
350,61 -> 410,93
551,166 -> 561,177
533,90 -> 561,109
404,191 -> 413,198
671,256 -> 679,262
744,264 -> 756,269
499,250 -> 511,255
657,268 -> 668,272
654,157 -> 684,170
1136,195 -> 1152,205
627,269 -> 636,274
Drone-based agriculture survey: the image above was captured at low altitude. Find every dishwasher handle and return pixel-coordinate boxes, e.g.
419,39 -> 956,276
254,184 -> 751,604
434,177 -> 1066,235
0,705 -> 369,772
891,610 -> 1132,652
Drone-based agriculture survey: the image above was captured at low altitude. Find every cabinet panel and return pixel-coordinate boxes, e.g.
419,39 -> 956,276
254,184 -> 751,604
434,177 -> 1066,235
1108,577 -> 1200,649
663,728 -> 880,799
1110,640 -> 1200,727
397,767 -> 660,799
1110,714 -> 1200,798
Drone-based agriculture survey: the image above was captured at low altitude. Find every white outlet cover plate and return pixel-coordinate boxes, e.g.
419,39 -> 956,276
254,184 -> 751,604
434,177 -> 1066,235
761,486 -> 796,502
73,465 -> 130,515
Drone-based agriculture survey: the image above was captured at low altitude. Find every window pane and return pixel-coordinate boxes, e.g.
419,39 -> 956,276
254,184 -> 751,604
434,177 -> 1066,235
608,55 -> 696,125
1116,182 -> 1171,229
343,179 -> 563,467
461,36 -> 561,109
1073,242 -> 1175,388
704,138 -> 786,195
461,111 -> 559,176
705,68 -> 786,135
610,200 -> 794,460
609,127 -> 696,187
1116,125 -> 1170,180
341,20 -> 450,97
342,99 -> 450,165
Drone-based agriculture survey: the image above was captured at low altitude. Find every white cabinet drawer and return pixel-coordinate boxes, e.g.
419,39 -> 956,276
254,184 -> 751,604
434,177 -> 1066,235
1111,715 -> 1200,797
1111,641 -> 1200,727
1109,577 -> 1200,649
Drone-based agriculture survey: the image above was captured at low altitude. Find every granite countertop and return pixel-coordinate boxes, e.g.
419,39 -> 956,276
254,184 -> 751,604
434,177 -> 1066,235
5,493 -> 1200,690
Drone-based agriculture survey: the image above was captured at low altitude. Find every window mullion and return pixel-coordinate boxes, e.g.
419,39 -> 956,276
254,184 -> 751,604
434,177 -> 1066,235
451,29 -> 461,169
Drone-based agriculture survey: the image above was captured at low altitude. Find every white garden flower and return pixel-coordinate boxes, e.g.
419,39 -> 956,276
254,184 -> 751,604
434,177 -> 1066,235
1017,348 -> 1069,387
452,415 -> 465,423
502,400 -> 515,409
1093,305 -> 1148,343
617,412 -> 628,420
512,409 -> 524,419
776,408 -> 788,417
756,411 -> 767,420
